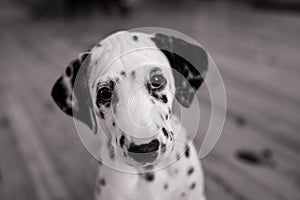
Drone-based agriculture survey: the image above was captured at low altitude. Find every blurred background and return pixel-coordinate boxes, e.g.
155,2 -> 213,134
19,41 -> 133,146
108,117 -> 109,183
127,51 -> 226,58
1,0 -> 300,200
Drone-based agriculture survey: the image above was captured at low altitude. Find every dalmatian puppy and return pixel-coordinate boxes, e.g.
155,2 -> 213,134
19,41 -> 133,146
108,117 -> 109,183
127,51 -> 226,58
51,30 -> 208,200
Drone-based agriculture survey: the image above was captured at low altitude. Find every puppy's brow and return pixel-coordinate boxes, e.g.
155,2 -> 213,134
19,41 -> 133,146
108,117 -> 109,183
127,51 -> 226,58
150,67 -> 162,74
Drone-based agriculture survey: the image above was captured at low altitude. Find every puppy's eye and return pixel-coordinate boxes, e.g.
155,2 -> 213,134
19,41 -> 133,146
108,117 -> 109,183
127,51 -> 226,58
97,87 -> 112,102
150,74 -> 167,90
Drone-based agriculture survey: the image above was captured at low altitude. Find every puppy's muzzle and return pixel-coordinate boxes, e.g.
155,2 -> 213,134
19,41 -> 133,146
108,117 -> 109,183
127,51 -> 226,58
128,139 -> 160,163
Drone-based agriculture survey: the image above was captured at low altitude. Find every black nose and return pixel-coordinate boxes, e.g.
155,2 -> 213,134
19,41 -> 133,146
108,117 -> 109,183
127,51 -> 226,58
128,139 -> 160,163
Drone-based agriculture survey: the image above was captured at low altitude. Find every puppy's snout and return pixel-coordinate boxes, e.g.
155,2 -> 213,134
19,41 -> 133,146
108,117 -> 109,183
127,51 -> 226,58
128,139 -> 159,163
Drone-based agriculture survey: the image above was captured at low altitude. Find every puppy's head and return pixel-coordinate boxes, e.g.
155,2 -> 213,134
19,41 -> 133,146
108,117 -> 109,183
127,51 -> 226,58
51,31 -> 208,168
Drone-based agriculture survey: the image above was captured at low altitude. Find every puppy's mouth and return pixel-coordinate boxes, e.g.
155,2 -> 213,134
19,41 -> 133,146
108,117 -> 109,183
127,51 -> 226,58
115,138 -> 173,169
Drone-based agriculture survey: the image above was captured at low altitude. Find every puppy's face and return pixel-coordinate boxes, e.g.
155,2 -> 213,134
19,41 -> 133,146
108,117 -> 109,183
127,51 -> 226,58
88,33 -> 175,167
51,31 -> 208,168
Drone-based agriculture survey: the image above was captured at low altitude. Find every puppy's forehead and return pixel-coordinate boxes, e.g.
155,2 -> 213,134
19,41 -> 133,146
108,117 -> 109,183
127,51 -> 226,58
89,32 -> 170,80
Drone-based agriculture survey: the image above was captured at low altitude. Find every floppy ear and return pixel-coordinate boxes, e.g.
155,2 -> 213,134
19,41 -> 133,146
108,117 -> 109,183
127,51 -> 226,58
51,52 -> 98,133
151,33 -> 208,107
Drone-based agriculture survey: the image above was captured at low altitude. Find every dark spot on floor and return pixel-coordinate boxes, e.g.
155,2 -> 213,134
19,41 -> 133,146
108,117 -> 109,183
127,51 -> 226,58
236,149 -> 264,165
133,35 -> 138,41
44,101 -> 55,111
235,116 -> 247,127
0,117 -> 10,128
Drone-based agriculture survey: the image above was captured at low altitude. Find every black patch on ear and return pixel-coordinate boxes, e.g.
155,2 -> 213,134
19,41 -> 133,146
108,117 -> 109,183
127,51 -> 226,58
51,53 -> 98,133
151,33 -> 208,107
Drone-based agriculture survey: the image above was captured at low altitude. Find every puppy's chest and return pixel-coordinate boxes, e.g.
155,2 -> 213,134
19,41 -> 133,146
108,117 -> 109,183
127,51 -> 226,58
95,145 -> 204,200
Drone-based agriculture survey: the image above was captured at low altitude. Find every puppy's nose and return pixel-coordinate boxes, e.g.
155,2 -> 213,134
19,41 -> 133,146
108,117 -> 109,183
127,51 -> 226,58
128,139 -> 159,163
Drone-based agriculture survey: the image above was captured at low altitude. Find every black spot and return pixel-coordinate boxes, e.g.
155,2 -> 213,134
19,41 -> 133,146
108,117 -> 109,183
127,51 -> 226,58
165,115 -> 168,120
133,35 -> 138,41
100,178 -> 106,186
0,117 -> 10,128
187,166 -> 194,175
161,143 -> 167,154
236,150 -> 263,165
120,135 -> 126,148
160,95 -> 168,103
66,66 -> 72,77
236,116 -> 247,127
168,108 -> 171,114
120,71 -> 126,76
162,127 -> 169,139
144,172 -> 155,181
131,70 -> 136,78
164,183 -> 168,190
190,182 -> 196,190
99,111 -> 105,119
185,144 -> 190,158
112,121 -> 115,127
98,111 -> 105,119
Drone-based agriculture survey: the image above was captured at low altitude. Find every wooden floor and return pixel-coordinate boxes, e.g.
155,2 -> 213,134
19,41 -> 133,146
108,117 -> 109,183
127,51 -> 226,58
1,1 -> 300,200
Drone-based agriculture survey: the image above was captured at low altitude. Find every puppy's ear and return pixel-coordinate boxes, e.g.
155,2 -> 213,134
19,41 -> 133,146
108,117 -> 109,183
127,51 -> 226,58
151,33 -> 208,107
51,52 -> 98,133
